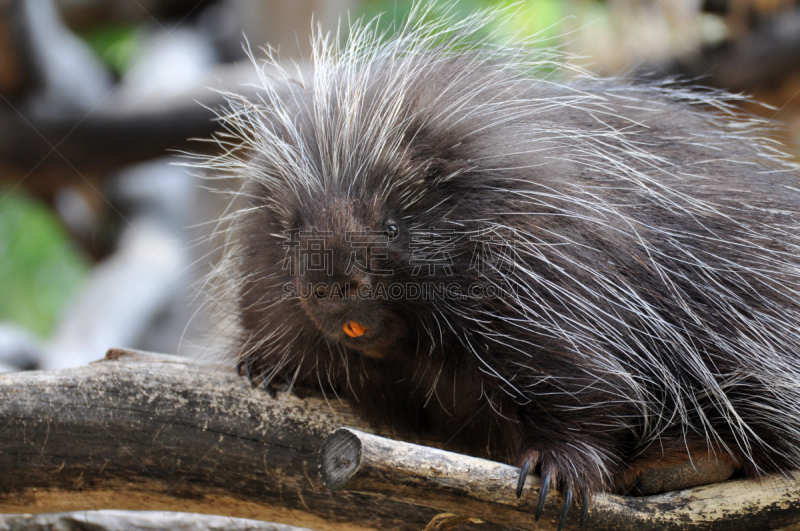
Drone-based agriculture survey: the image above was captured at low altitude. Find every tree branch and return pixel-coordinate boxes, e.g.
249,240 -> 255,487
0,348 -> 798,531
319,428 -> 800,531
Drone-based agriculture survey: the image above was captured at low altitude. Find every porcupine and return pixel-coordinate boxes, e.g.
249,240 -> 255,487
199,5 -> 800,529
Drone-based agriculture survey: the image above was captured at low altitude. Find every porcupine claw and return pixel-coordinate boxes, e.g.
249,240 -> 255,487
237,356 -> 277,398
516,456 -> 532,498
557,487 -> 573,531
287,384 -> 306,399
535,471 -> 551,521
579,489 -> 589,530
238,356 -> 306,399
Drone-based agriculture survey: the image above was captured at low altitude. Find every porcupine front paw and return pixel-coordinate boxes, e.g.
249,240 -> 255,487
236,354 -> 306,399
515,448 -> 600,531
237,354 -> 275,397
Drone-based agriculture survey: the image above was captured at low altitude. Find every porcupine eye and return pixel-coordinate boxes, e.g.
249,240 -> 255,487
385,224 -> 399,239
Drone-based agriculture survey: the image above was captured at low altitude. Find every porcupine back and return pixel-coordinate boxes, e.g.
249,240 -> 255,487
199,6 -> 800,497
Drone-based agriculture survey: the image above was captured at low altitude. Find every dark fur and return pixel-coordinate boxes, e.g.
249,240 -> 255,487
214,24 -> 800,506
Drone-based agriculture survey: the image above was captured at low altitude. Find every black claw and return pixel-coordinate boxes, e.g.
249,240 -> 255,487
557,487 -> 573,531
535,472 -> 550,521
516,457 -> 532,498
264,382 -> 278,398
239,357 -> 278,397
244,359 -> 256,386
579,489 -> 589,529
290,386 -> 306,399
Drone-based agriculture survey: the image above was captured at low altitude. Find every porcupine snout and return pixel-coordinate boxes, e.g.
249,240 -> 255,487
293,198 -> 406,359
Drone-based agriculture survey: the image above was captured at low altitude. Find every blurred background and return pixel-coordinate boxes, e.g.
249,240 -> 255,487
1,0 -> 799,372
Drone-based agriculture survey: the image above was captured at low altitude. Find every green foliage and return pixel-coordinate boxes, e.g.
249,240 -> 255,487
0,190 -> 89,338
359,0 -> 567,45
80,24 -> 141,75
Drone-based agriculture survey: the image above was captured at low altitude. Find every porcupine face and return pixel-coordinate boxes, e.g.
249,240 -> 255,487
290,193 -> 408,359
246,63 -> 490,364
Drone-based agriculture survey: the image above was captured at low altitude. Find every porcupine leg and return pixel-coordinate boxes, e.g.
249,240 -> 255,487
515,445 -> 603,531
615,440 -> 740,495
237,353 -> 306,399
237,354 -> 274,397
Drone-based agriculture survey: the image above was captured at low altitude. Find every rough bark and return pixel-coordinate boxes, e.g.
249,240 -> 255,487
0,510 -> 312,531
0,348 -> 798,531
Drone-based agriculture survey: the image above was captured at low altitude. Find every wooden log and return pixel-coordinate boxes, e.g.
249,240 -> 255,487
0,348 -> 483,531
319,428 -> 800,530
0,510 -> 312,530
1,348 -> 799,530
0,63 -> 248,174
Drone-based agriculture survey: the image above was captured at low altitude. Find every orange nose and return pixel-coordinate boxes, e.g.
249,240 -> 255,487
343,321 -> 367,338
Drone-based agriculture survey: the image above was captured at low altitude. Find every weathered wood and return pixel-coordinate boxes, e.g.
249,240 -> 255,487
318,428 -> 800,530
0,348 -> 490,531
1,349 -> 799,531
0,510 -> 312,530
